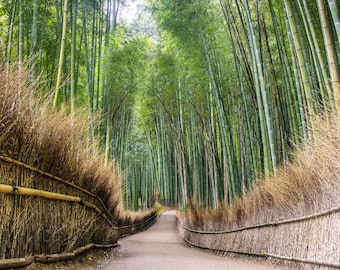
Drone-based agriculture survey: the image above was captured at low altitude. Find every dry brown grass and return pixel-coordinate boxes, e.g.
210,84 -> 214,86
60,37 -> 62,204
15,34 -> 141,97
180,114 -> 340,269
0,64 -> 157,260
0,64 -> 123,216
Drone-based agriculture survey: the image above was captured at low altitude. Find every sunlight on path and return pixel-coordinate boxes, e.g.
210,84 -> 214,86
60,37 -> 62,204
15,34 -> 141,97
100,210 -> 292,270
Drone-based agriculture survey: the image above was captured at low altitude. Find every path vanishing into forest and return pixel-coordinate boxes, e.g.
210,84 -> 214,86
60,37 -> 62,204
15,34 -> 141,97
99,210 -> 293,270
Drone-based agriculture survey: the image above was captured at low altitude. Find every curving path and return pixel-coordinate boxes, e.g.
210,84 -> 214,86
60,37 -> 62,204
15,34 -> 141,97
100,210 -> 293,270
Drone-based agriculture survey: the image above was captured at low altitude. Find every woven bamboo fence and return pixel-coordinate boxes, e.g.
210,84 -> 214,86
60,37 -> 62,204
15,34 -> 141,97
0,64 -> 158,268
177,114 -> 340,270
178,175 -> 340,270
178,207 -> 340,269
0,155 -> 157,269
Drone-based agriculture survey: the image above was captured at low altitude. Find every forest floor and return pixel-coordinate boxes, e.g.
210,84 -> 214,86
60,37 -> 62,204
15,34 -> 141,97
26,210 -> 296,270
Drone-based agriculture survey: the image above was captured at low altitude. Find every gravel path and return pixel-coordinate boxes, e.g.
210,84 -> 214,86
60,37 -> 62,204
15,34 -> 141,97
99,210 -> 293,270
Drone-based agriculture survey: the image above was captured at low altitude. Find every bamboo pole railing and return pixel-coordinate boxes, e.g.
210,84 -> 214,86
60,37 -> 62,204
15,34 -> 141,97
0,256 -> 35,269
178,206 -> 340,269
118,213 -> 158,230
0,183 -> 118,229
179,231 -> 340,269
0,183 -> 81,202
118,212 -> 158,238
0,155 -> 159,267
34,243 -> 119,263
0,155 -> 116,225
178,205 -> 340,234
0,155 -> 158,232
0,243 -> 119,268
0,183 -> 158,268
0,155 -> 159,229
0,183 -> 158,232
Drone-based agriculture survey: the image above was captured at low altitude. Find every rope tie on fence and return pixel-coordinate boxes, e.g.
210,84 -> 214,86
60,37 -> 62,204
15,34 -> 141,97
10,184 -> 18,195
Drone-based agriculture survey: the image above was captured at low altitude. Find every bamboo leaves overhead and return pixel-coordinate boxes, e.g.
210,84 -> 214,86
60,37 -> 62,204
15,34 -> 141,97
1,0 -> 339,210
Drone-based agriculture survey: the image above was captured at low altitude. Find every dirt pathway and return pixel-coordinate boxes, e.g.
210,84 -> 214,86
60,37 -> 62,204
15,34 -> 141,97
98,210 -> 293,270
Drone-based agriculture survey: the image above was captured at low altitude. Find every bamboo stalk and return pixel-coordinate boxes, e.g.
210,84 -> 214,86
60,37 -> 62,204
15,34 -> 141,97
0,183 -> 120,229
0,155 -> 117,224
0,184 -> 81,202
0,256 -> 34,269
318,0 -> 340,115
0,183 -> 156,231
35,253 -> 75,263
284,0 -> 314,123
327,0 -> 340,45
0,243 -> 120,269
53,0 -> 68,107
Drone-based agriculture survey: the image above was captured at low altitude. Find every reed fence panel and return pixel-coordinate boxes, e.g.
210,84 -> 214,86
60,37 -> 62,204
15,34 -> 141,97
178,208 -> 340,269
0,156 -> 158,268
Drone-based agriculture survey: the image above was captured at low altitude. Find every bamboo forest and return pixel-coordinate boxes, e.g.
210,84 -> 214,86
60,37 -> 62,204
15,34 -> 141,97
4,1 -> 340,206
0,0 -> 340,268
1,0 -> 340,207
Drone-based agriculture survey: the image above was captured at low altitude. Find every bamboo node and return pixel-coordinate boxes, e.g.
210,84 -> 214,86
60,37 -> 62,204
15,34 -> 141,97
10,184 -> 19,194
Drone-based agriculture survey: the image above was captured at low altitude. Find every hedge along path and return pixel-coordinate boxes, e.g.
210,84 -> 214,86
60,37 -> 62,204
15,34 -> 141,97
178,207 -> 340,269
0,155 -> 158,269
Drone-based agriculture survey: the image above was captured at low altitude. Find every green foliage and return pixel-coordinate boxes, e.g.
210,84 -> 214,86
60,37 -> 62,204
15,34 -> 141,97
2,0 -> 339,211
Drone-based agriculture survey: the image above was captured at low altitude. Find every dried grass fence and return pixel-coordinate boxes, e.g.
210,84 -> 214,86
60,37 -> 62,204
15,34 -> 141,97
178,116 -> 340,270
0,64 -> 158,268
178,207 -> 340,269
0,155 -> 157,269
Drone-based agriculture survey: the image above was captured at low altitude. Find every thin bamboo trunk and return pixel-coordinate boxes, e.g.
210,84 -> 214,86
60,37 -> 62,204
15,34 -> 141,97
89,1 -> 97,113
243,0 -> 277,174
30,0 -> 38,81
327,0 -> 340,45
18,0 -> 23,69
70,0 -> 78,113
318,0 -> 340,114
6,2 -> 16,66
262,15 -> 282,163
178,79 -> 188,207
268,0 -> 306,143
283,0 -> 309,142
0,184 -> 81,202
298,0 -> 333,100
53,0 -> 68,108
284,0 -> 314,121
